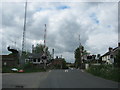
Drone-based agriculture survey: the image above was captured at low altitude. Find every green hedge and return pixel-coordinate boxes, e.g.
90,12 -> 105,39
87,65 -> 120,82
2,63 -> 46,73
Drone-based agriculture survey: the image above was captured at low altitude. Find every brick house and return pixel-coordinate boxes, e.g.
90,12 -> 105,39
1,55 -> 18,67
52,56 -> 63,69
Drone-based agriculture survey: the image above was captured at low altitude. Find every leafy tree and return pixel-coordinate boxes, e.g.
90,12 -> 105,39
34,44 -> 45,53
22,51 -> 30,58
74,45 -> 89,68
74,47 -> 82,68
62,58 -> 68,69
33,44 -> 51,59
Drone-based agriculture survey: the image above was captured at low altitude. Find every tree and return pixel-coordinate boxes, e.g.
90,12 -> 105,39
34,44 -> 44,53
74,45 -> 89,68
22,51 -> 30,58
74,47 -> 82,68
34,43 -> 51,59
114,49 -> 120,68
62,58 -> 68,69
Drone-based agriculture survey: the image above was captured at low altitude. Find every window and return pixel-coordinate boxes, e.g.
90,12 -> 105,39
110,55 -> 113,58
33,59 -> 36,62
38,59 -> 40,62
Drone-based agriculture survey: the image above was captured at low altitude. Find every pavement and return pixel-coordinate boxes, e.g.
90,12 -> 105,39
2,69 -> 119,88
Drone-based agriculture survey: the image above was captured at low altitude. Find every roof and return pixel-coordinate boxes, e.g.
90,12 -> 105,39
0,55 -> 15,61
112,47 -> 120,52
101,46 -> 120,57
0,55 -> 14,58
28,53 -> 43,58
101,52 -> 110,57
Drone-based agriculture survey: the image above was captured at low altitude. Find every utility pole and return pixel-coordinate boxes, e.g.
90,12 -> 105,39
42,24 -> 47,69
21,1 -> 27,65
44,24 -> 47,49
79,35 -> 82,69
52,49 -> 54,59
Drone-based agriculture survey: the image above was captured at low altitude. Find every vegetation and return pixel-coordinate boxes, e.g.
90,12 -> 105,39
2,66 -> 13,73
2,65 -> 19,73
22,51 -> 31,59
33,44 -> 45,53
2,63 -> 46,73
74,46 -> 89,68
62,58 -> 68,69
114,49 -> 120,68
86,65 -> 120,82
21,63 -> 46,73
74,47 -> 82,68
33,44 -> 51,56
53,58 -> 68,69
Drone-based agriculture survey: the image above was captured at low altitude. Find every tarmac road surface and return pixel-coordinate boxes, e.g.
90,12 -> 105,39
2,69 -> 119,88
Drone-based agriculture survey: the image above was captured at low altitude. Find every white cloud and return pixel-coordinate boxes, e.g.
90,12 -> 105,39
1,2 -> 118,63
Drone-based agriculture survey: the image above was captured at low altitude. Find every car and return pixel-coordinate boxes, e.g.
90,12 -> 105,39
11,68 -> 18,72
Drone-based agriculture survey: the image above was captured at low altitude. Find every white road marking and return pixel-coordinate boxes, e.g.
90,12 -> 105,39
81,69 -> 84,72
49,70 -> 51,72
65,70 -> 68,72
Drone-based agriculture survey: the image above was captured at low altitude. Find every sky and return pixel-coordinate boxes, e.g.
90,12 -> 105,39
0,1 -> 119,63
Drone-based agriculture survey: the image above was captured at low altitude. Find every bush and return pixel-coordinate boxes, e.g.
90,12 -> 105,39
2,66 -> 18,73
23,62 -> 33,69
21,63 -> 46,73
87,65 -> 120,82
2,63 -> 47,73
54,64 -> 61,69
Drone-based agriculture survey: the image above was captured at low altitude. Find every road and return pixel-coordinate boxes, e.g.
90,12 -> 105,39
0,73 -> 2,89
2,69 -> 119,88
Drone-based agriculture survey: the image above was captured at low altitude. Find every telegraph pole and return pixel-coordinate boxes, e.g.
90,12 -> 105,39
52,49 -> 54,59
79,35 -> 82,69
21,1 -> 27,65
44,24 -> 47,49
22,1 -> 27,53
43,24 -> 47,69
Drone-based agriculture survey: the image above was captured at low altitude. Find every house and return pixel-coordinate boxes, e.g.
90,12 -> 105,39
101,43 -> 120,64
1,55 -> 18,67
1,46 -> 19,67
52,56 -> 63,68
26,52 -> 52,67
26,53 -> 44,64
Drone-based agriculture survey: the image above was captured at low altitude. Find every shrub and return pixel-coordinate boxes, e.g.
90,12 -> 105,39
87,65 -> 120,82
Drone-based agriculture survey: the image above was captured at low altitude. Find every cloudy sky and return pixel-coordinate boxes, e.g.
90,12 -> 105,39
1,1 -> 118,63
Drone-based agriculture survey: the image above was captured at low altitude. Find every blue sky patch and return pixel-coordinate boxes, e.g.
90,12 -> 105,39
36,5 -> 70,12
90,13 -> 99,24
107,25 -> 111,28
57,5 -> 70,10
36,8 -> 47,11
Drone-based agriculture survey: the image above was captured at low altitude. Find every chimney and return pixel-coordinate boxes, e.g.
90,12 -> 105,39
56,56 -> 58,59
109,47 -> 113,52
118,42 -> 120,47
61,55 -> 62,58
